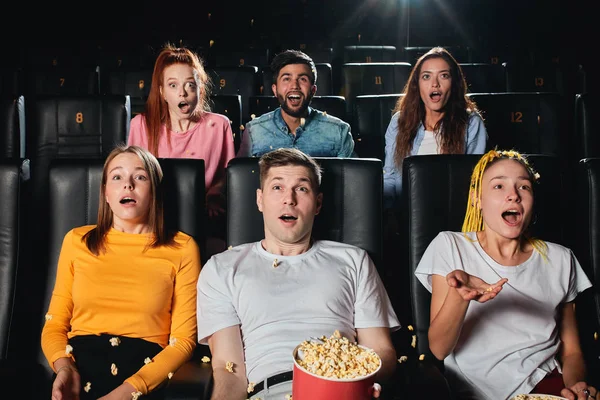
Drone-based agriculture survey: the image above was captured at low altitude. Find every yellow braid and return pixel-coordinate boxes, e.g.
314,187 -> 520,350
461,149 -> 547,259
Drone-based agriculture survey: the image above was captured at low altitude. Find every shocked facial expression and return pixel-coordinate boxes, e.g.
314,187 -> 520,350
479,159 -> 534,240
272,63 -> 316,118
418,57 -> 452,114
105,153 -> 152,230
161,63 -> 200,119
256,165 -> 323,246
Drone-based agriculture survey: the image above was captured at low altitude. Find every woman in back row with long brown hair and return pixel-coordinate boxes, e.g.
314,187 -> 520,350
383,46 -> 487,210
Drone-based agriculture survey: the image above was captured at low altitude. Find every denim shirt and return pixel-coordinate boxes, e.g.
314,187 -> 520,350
383,111 -> 487,209
237,107 -> 355,158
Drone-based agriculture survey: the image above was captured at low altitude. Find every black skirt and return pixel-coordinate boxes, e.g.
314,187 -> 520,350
66,334 -> 167,399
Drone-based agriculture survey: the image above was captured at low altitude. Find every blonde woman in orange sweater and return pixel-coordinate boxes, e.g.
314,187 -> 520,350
42,144 -> 201,400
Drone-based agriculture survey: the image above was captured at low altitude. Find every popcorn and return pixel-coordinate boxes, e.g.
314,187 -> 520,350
225,361 -> 234,373
411,335 -> 417,348
295,330 -> 381,379
131,391 -> 143,400
397,356 -> 408,363
407,325 -> 414,331
84,382 -> 91,392
418,354 -> 425,361
111,363 -> 118,376
201,356 -> 211,363
168,372 -> 174,379
65,345 -> 73,355
45,314 -> 53,321
247,382 -> 255,393
285,395 -> 293,400
144,357 -> 152,365
273,259 -> 279,268
169,337 -> 177,346
595,332 -> 598,341
109,337 -> 121,347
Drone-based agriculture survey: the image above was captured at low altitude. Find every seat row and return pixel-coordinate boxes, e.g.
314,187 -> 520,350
0,153 -> 598,398
0,91 -> 596,168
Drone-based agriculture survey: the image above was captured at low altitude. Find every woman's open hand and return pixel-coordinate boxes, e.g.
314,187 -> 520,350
446,270 -> 508,303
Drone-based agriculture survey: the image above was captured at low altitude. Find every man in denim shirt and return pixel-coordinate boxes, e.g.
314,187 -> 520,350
237,50 -> 355,158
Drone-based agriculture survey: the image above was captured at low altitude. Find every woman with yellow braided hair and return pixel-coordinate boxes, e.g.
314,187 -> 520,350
415,149 -> 596,400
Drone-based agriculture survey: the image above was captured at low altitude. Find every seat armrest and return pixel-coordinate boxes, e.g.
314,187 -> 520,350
164,360 -> 213,400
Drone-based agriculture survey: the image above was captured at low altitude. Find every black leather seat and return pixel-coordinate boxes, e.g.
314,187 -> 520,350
98,66 -> 154,118
575,93 -> 599,159
573,157 -> 600,387
207,66 -> 259,125
468,92 -> 565,159
343,45 -> 398,63
353,94 -> 402,160
12,157 -> 208,398
459,63 -> 507,93
210,94 -> 243,152
400,153 -> 594,396
227,156 -> 383,266
0,95 -> 24,158
0,159 -> 44,391
341,62 -> 410,118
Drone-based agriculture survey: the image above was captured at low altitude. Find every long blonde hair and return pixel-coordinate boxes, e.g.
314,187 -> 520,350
462,149 -> 547,257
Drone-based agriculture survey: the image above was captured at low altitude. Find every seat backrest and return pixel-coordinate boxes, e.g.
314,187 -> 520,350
575,93 -> 599,159
468,92 -> 565,158
22,66 -> 100,96
0,159 -> 28,359
574,157 -> 600,385
213,47 -> 270,68
341,62 -> 411,117
400,46 -> 471,64
352,94 -> 402,160
211,94 -> 242,152
208,66 -> 259,124
0,95 -> 24,159
27,157 -> 205,382
401,154 -> 566,357
309,96 -> 348,123
459,63 -> 507,93
343,45 -> 397,63
227,157 -> 384,267
0,67 -> 23,97
98,67 -> 154,118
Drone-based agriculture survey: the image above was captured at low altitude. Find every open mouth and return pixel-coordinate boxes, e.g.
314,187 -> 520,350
501,209 -> 521,224
178,101 -> 191,113
429,91 -> 442,101
287,93 -> 302,107
279,214 -> 298,222
120,197 -> 136,204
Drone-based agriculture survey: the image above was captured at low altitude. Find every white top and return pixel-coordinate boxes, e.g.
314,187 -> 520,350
196,240 -> 400,384
415,231 -> 592,400
416,130 -> 439,155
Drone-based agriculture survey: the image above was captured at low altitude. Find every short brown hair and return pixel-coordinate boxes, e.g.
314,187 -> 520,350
258,148 -> 322,191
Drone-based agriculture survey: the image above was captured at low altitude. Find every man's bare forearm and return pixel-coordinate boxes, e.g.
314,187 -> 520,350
210,369 -> 247,400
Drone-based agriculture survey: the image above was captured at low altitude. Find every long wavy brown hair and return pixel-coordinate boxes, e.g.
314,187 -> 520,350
393,47 -> 480,169
82,144 -> 177,255
143,43 -> 212,156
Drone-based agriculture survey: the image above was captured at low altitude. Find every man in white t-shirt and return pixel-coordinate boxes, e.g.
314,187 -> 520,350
196,148 -> 400,400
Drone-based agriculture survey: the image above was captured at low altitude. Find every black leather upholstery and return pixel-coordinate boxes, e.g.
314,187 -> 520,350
459,63 -> 507,93
401,154 -> 567,359
353,94 -> 402,160
207,66 -> 259,124
343,45 -> 397,63
211,94 -> 242,152
0,95 -> 24,158
574,158 -> 600,386
341,62 -> 411,117
575,93 -> 598,159
468,92 -> 564,157
400,46 -> 471,64
0,159 -> 28,359
227,156 -> 384,268
23,66 -> 100,96
99,67 -> 154,118
17,157 -> 207,398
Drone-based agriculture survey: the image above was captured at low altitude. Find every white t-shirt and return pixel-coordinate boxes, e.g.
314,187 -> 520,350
417,130 -> 439,155
415,231 -> 592,400
196,240 -> 400,384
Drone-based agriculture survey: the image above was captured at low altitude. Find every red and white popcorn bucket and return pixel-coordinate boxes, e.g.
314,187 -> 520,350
291,343 -> 381,400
